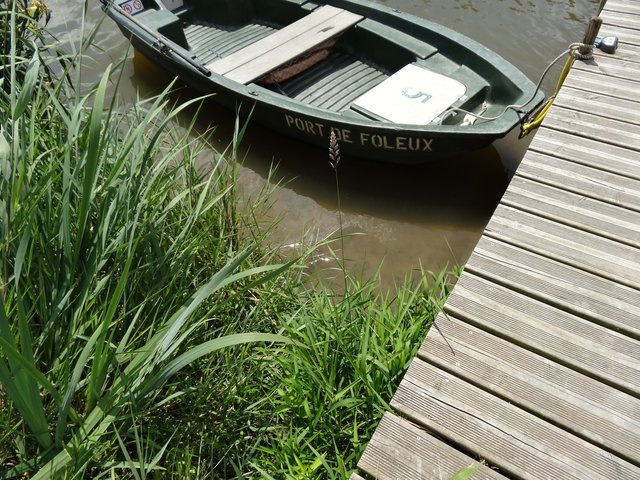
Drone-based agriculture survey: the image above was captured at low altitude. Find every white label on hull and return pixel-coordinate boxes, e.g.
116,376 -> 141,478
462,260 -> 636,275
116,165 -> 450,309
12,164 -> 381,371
119,0 -> 144,15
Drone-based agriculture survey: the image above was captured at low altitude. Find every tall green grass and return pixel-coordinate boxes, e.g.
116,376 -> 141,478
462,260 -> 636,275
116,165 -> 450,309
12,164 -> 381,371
250,269 -> 454,479
0,7 -> 290,477
0,4 -> 458,478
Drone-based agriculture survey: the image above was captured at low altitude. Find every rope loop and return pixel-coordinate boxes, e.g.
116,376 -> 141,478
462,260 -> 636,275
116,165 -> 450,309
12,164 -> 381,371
569,42 -> 594,61
436,40 -> 593,131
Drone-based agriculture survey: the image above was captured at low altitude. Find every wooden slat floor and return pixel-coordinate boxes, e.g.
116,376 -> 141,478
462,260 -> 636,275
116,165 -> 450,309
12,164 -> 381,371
355,0 -> 640,478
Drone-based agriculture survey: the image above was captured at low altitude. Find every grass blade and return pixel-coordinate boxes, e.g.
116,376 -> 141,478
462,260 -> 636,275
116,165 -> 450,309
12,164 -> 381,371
13,46 -> 40,120
73,66 -> 111,267
142,333 -> 291,397
450,463 -> 480,480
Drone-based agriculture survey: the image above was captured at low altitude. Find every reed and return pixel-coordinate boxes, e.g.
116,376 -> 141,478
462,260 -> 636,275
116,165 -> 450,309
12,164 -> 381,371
0,6 -> 289,477
241,133 -> 458,478
0,4 -> 458,478
249,268 -> 454,479
328,127 -> 348,293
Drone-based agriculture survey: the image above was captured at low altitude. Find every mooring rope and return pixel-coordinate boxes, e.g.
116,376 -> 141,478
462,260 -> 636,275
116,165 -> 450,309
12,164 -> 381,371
439,45 -> 574,126
442,18 -> 601,136
520,17 -> 601,135
519,40 -> 596,136
568,41 -> 595,61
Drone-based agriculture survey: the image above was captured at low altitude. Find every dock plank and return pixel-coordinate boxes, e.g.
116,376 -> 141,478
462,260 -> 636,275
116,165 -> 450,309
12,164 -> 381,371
600,10 -> 640,29
542,105 -> 640,152
511,151 -> 640,211
600,24 -> 640,44
465,236 -> 640,338
393,361 -> 640,479
444,273 -> 640,396
600,41 -> 640,62
554,87 -> 640,125
358,413 -> 507,480
528,128 -> 640,180
502,175 -> 640,247
573,54 -> 640,82
563,68 -> 640,102
605,0 -> 640,15
486,205 -> 640,289
420,316 -> 640,465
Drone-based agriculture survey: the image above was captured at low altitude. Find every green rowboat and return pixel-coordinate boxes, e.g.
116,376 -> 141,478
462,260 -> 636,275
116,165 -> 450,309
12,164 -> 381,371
102,0 -> 545,163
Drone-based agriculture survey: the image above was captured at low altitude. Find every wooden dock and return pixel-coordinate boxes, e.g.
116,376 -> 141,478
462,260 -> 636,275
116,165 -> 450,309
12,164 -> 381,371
355,0 -> 640,478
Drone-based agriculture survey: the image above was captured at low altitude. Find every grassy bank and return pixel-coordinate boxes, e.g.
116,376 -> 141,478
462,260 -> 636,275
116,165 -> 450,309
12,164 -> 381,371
0,4 -> 456,478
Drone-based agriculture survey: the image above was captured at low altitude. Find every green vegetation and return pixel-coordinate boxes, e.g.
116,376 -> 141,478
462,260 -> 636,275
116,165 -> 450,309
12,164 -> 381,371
0,3 -> 457,478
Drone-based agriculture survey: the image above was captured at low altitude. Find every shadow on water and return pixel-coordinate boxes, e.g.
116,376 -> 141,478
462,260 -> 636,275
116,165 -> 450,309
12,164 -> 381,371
247,140 -> 513,225
130,50 -> 530,287
45,0 -> 598,287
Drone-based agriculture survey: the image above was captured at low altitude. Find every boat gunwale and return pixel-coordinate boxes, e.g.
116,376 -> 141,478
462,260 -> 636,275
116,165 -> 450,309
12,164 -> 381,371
104,0 -> 545,138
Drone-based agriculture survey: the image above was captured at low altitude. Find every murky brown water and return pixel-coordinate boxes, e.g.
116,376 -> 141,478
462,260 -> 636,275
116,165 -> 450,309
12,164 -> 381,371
46,0 -> 601,286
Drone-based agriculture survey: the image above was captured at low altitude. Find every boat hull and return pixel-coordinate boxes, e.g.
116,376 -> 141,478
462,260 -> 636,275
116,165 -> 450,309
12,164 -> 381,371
107,0 -> 544,163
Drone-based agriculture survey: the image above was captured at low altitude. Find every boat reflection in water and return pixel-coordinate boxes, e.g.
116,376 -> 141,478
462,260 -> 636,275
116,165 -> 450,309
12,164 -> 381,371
130,49 -> 529,290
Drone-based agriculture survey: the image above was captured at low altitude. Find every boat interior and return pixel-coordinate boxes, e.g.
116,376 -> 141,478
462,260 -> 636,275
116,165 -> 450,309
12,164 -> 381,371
128,0 -> 524,125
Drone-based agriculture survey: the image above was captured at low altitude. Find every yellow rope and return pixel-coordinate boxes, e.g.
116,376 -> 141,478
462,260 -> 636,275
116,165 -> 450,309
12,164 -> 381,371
520,54 -> 575,137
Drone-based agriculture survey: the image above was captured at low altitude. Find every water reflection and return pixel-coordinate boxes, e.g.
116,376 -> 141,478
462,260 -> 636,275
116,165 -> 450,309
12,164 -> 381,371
46,0 -> 599,286
130,52 -> 522,282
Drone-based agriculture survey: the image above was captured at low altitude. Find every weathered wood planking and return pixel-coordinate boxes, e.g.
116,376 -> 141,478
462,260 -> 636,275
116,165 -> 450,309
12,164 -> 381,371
573,55 -> 640,83
554,87 -> 640,125
605,0 -> 640,15
600,10 -> 640,29
420,316 -> 640,465
501,176 -> 640,247
356,2 -> 640,478
486,205 -> 640,289
393,361 -> 640,479
357,413 -> 507,480
445,273 -> 640,395
600,24 -> 640,44
598,41 -> 640,62
563,69 -> 639,102
466,237 -> 640,338
541,106 -> 640,152
528,128 -> 640,180
514,151 -> 640,211
207,5 -> 362,84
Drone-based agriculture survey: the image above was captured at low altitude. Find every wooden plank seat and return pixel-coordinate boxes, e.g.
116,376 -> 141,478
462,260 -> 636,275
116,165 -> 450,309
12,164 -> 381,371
207,5 -> 363,84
